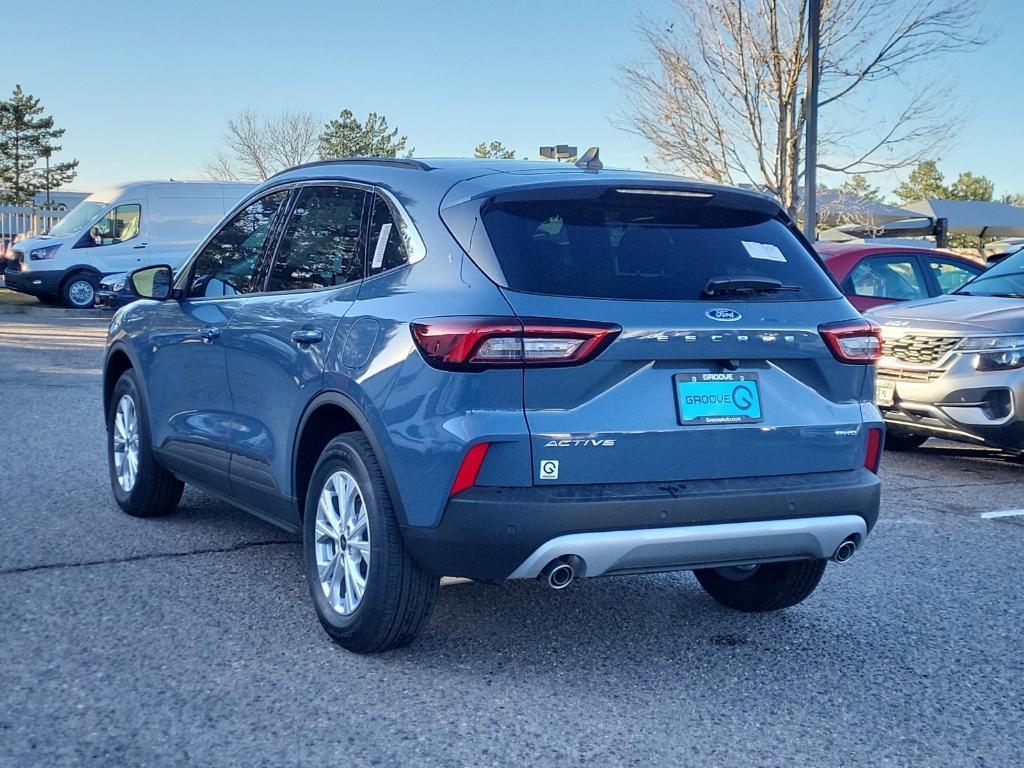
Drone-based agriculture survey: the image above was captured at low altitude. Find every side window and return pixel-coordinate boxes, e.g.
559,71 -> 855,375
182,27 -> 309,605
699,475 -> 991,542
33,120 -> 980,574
80,204 -> 141,247
366,194 -> 410,275
186,190 -> 288,298
928,258 -> 981,294
844,256 -> 928,301
268,185 -> 366,292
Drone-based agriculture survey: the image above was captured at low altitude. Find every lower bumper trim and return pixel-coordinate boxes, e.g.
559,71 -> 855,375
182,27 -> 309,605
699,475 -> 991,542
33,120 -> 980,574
508,515 -> 867,579
883,408 -> 1024,450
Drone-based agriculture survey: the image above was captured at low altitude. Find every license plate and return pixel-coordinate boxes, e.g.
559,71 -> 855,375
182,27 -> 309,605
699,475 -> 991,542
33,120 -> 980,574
675,372 -> 763,425
875,379 -> 896,408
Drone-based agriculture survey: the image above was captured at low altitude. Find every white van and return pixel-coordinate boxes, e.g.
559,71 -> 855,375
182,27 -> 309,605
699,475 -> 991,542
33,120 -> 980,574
3,180 -> 255,307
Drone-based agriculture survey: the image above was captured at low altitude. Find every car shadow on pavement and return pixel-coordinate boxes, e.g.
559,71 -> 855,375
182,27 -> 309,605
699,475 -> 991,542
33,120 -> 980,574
387,574 -> 870,677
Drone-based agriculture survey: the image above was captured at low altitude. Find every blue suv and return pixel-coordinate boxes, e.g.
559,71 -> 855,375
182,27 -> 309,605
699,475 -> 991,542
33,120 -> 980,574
104,157 -> 883,652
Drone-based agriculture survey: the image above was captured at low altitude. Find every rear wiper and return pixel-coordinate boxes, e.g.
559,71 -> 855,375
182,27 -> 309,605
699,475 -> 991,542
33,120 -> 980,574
701,276 -> 800,298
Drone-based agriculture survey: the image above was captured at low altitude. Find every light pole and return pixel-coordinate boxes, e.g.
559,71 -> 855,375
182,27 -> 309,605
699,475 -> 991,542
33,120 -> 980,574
41,146 -> 52,208
803,0 -> 821,241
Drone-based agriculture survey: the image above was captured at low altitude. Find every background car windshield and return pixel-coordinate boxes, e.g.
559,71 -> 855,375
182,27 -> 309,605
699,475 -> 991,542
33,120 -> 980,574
480,193 -> 839,301
956,251 -> 1024,296
47,201 -> 106,236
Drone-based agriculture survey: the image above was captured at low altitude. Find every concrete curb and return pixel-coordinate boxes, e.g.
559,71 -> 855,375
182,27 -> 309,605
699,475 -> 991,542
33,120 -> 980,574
0,302 -> 108,319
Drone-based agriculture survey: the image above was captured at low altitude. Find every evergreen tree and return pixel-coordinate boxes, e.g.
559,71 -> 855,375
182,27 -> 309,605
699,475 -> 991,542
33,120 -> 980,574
893,160 -> 948,203
0,85 -> 78,204
318,110 -> 412,158
838,174 -> 881,202
949,171 -> 994,201
473,140 -> 516,159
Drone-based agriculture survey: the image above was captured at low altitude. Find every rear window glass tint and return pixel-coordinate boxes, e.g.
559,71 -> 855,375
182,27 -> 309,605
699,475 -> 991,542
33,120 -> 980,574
479,194 -> 838,301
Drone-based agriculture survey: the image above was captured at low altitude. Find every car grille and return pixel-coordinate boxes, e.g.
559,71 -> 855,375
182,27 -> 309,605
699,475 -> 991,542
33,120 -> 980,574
877,367 -> 945,382
881,334 -> 961,366
10,249 -> 24,270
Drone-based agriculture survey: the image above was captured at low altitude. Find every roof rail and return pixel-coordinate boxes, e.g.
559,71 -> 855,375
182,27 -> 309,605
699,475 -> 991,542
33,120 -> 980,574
269,157 -> 433,178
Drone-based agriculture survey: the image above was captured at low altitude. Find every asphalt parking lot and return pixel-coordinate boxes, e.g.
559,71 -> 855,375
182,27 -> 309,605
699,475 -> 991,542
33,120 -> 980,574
2,311 -> 1023,767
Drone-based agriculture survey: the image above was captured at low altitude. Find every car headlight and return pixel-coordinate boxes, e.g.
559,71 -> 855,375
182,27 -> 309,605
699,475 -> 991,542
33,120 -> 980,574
960,336 -> 1024,371
104,278 -> 127,292
29,244 -> 61,260
977,349 -> 1024,371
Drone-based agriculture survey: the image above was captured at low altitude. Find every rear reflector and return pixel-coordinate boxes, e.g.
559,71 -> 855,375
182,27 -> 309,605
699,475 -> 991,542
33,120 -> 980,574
450,442 -> 490,496
411,317 -> 620,371
819,319 -> 882,363
864,427 -> 883,473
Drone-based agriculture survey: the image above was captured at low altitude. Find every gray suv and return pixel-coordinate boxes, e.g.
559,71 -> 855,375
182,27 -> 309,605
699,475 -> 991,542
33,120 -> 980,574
871,250 -> 1024,451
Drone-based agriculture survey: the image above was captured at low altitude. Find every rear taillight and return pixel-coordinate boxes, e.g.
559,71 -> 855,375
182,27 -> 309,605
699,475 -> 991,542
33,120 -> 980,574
819,319 -> 882,363
411,317 -> 620,371
864,427 -> 883,473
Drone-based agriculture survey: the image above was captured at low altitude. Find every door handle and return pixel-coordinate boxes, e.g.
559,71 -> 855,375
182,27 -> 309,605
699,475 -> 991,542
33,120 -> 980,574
291,328 -> 324,345
198,326 -> 222,342
133,242 -> 148,250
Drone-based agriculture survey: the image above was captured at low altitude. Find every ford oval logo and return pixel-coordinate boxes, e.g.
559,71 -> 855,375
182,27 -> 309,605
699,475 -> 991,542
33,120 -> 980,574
706,308 -> 742,322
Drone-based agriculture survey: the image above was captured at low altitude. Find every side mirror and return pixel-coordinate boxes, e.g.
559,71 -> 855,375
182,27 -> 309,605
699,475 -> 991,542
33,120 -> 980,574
128,264 -> 174,300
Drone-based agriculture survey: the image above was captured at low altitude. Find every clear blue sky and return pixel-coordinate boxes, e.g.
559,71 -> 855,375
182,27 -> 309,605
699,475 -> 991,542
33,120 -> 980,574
2,0 -> 1020,199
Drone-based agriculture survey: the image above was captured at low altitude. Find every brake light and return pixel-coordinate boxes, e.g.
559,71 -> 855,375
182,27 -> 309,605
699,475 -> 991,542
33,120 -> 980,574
450,442 -> 490,495
864,427 -> 883,473
411,317 -> 620,370
820,319 -> 882,363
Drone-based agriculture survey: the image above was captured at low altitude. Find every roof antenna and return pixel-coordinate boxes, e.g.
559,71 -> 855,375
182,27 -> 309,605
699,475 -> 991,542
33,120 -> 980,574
575,147 -> 602,170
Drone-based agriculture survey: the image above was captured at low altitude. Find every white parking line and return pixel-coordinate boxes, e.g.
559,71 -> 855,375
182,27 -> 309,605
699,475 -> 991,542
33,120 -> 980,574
980,509 -> 1024,519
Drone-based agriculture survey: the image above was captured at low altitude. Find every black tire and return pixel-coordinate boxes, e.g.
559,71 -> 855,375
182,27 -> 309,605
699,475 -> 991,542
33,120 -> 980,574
107,369 -> 183,517
885,431 -> 928,451
61,271 -> 98,309
303,433 -> 438,653
694,559 -> 827,612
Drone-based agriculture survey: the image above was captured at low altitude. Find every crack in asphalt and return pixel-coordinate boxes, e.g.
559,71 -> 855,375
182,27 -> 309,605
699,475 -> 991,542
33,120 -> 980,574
0,539 -> 298,577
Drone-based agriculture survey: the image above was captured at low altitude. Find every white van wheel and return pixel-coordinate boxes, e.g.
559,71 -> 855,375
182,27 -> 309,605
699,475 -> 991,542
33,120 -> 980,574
62,273 -> 97,308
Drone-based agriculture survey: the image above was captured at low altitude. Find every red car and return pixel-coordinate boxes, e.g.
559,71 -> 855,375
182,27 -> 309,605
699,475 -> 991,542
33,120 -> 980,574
817,243 -> 985,312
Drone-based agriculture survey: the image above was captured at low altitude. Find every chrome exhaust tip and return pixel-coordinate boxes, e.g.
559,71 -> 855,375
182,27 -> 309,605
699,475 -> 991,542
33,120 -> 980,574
540,559 -> 576,589
833,538 -> 857,564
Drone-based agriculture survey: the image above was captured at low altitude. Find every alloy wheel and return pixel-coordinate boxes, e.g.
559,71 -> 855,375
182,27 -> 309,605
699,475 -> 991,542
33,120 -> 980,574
315,470 -> 371,615
112,394 -> 140,492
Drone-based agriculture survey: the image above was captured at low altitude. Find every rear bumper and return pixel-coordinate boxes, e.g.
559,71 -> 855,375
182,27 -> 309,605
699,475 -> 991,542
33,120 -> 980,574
401,468 -> 881,581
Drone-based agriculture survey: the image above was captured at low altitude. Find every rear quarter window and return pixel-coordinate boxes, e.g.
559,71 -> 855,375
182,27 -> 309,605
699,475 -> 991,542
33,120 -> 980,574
478,190 -> 839,301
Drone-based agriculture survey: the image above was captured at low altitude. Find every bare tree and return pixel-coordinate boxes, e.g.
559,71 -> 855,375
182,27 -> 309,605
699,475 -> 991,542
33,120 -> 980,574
202,109 -> 321,181
619,0 -> 987,216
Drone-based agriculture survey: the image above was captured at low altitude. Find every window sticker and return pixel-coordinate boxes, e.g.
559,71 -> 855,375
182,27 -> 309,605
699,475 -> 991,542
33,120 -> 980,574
742,240 -> 787,262
371,222 -> 393,269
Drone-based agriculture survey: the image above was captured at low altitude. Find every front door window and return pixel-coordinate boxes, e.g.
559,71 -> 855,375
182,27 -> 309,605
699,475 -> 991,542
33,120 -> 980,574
78,204 -> 142,247
928,258 -> 981,294
185,190 -> 289,298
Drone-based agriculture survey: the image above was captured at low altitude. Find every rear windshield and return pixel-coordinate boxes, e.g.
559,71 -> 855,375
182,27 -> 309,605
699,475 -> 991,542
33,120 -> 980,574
479,191 -> 839,301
